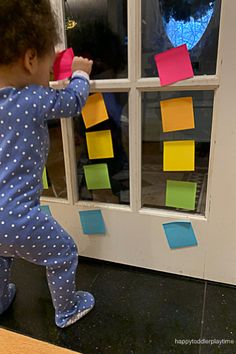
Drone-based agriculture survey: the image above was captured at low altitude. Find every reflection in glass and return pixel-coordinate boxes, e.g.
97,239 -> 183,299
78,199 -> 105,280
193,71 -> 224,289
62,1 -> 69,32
142,91 -> 214,215
75,92 -> 129,205
42,121 -> 67,199
65,0 -> 128,80
142,0 -> 221,76
164,6 -> 214,50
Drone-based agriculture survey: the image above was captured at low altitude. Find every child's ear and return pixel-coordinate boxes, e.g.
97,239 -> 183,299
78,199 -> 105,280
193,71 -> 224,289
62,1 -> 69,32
23,49 -> 38,74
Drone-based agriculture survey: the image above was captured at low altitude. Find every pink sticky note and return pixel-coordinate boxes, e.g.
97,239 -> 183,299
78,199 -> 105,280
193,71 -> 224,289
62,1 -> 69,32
53,48 -> 74,81
154,44 -> 194,86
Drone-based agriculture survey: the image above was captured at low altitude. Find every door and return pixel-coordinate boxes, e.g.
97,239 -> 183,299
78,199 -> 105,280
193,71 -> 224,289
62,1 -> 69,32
45,0 -> 236,285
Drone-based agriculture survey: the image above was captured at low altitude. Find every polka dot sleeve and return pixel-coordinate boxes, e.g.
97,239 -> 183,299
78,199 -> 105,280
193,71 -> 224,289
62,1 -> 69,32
29,74 -> 90,121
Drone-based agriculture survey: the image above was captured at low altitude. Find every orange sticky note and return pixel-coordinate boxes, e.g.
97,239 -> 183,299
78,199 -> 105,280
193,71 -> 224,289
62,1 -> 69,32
82,93 -> 109,129
160,97 -> 195,132
163,140 -> 195,171
86,130 -> 114,159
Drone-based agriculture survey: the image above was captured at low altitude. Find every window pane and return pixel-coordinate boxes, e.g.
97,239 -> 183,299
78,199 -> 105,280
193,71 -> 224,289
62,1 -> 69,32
65,0 -> 128,80
75,92 -> 129,205
142,91 -> 214,215
42,121 -> 67,199
142,0 -> 221,77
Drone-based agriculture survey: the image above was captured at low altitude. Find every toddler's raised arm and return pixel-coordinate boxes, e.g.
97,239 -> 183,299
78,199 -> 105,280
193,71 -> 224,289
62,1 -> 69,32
27,57 -> 93,121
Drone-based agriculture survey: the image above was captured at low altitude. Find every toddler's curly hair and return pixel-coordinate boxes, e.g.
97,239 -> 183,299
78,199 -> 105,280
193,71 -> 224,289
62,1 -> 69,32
0,0 -> 59,65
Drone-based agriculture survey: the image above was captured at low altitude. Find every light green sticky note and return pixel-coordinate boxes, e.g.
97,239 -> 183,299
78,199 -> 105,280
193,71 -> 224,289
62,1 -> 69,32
166,180 -> 197,210
84,164 -> 111,190
42,167 -> 49,189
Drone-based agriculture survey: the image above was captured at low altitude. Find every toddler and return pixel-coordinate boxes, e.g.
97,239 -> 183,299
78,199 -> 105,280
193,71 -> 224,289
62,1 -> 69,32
0,0 -> 95,328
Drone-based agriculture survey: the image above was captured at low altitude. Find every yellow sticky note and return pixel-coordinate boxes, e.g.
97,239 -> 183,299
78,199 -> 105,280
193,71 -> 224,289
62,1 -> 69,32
160,97 -> 195,132
163,140 -> 195,171
82,93 -> 109,129
42,167 -> 49,189
86,130 -> 114,159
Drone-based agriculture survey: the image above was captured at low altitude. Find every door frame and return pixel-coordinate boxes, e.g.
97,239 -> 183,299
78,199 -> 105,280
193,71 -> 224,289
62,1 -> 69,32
44,0 -> 236,286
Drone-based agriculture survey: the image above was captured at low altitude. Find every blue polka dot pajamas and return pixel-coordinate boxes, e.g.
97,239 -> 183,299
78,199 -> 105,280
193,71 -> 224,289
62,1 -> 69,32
0,73 -> 95,328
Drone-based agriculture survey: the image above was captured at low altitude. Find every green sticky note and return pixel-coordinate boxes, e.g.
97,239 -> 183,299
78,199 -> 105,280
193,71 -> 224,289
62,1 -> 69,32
166,180 -> 197,210
84,164 -> 111,190
42,167 -> 48,189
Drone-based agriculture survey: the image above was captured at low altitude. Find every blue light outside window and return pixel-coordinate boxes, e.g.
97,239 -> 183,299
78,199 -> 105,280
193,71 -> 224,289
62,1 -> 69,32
164,5 -> 214,50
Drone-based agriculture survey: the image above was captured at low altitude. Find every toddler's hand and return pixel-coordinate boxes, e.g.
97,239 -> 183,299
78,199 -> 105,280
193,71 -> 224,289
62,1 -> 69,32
72,56 -> 93,76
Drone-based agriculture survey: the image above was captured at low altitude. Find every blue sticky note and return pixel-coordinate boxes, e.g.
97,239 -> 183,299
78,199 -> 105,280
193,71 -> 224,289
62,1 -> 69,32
79,210 -> 106,235
163,221 -> 198,249
40,205 -> 52,216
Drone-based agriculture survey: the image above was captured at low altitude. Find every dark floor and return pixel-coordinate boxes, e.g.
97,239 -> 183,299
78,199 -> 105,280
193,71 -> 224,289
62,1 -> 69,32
0,258 -> 235,354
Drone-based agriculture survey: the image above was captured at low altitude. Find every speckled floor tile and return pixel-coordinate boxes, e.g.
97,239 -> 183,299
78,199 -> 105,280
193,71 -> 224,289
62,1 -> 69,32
0,258 -> 206,354
200,283 -> 236,354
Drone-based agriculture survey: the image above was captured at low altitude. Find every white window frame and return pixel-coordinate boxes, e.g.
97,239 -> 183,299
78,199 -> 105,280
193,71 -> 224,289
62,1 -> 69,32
44,0 -> 222,221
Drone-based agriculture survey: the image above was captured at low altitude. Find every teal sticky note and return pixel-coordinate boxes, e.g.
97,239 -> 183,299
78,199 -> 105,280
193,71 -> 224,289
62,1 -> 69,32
79,210 -> 106,235
40,205 -> 52,216
163,221 -> 198,249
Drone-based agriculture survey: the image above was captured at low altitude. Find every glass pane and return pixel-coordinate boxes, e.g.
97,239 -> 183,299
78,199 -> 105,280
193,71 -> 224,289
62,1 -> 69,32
42,121 -> 67,199
142,0 -> 221,77
142,91 -> 214,215
75,92 -> 129,205
65,0 -> 128,80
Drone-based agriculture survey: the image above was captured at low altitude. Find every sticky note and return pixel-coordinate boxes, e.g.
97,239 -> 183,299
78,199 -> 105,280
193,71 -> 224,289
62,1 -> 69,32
40,205 -> 52,216
82,93 -> 109,129
42,167 -> 49,189
163,140 -> 195,171
163,221 -> 198,249
160,97 -> 195,132
53,48 -> 74,81
166,180 -> 197,210
154,44 -> 194,86
86,130 -> 114,159
84,164 -> 111,190
79,210 -> 106,235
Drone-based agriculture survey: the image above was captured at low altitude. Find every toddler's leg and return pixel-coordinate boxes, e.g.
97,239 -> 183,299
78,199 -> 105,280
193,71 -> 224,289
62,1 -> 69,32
0,257 -> 16,315
46,236 -> 94,328
15,209 -> 94,328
